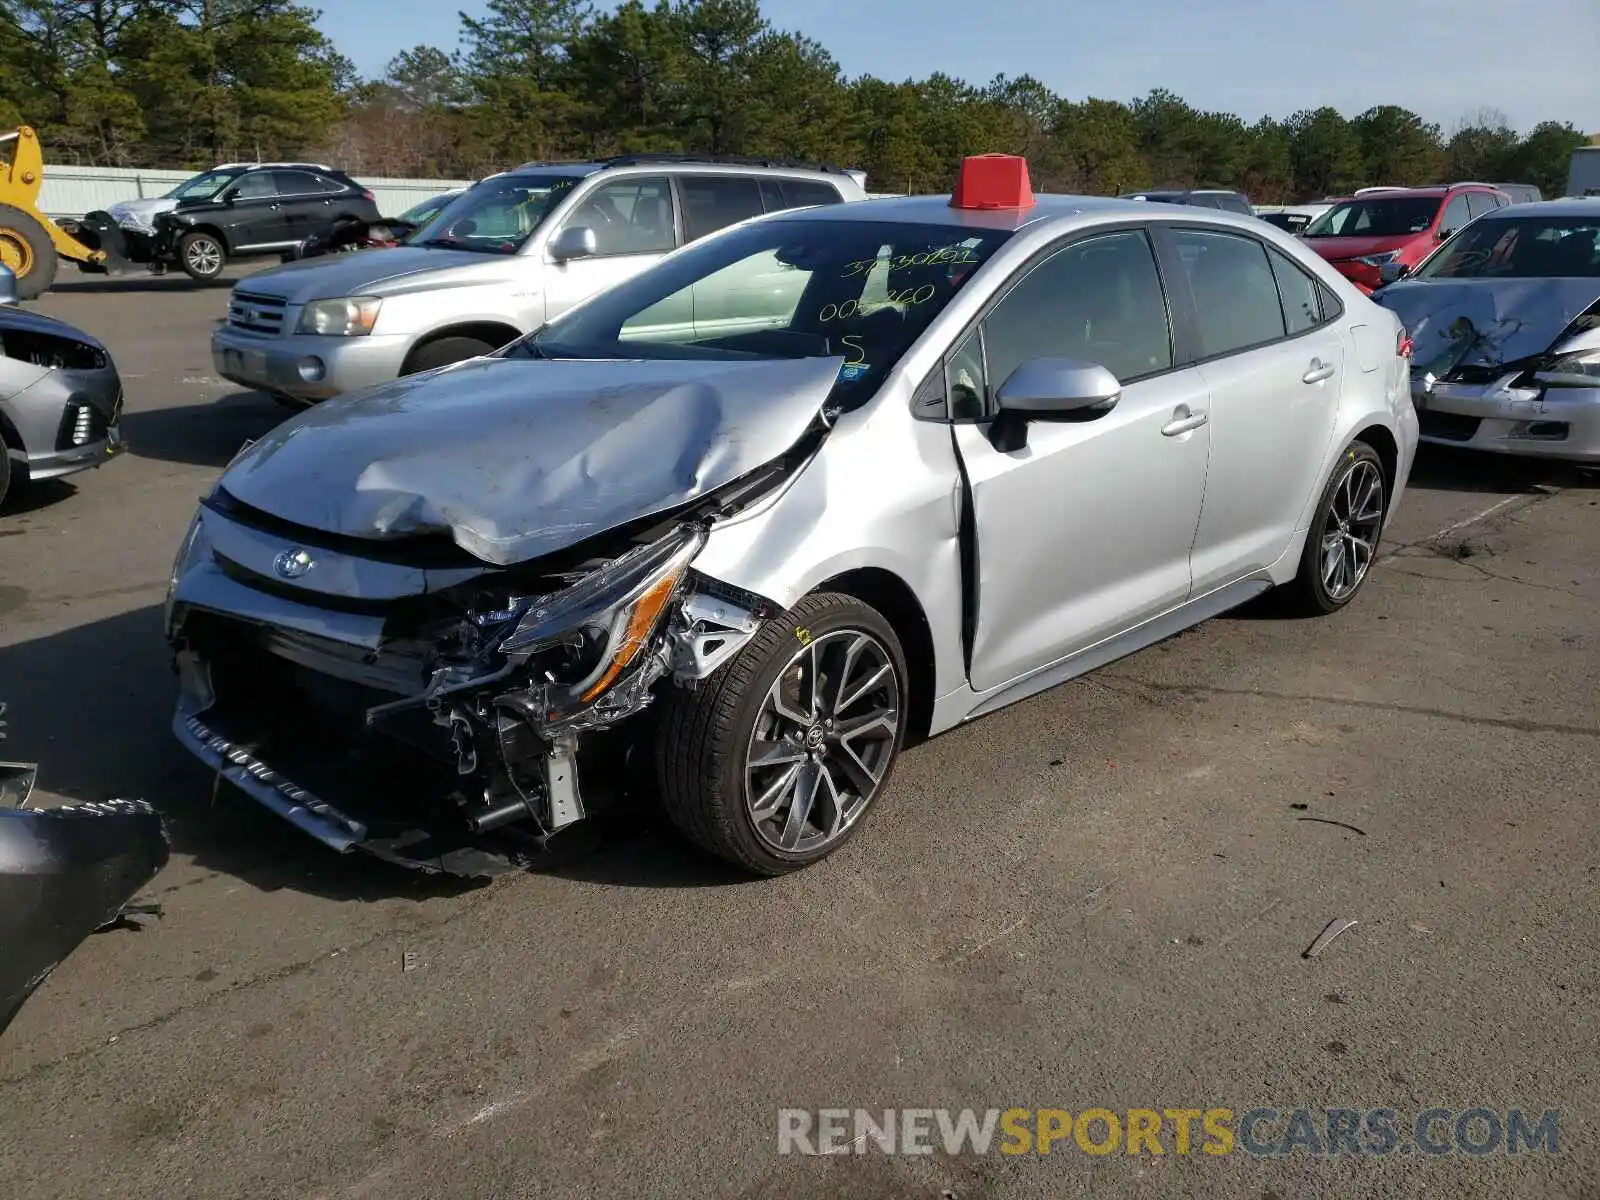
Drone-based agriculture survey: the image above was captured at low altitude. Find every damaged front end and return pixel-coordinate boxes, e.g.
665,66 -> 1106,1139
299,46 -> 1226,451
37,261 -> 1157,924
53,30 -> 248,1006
165,489 -> 786,878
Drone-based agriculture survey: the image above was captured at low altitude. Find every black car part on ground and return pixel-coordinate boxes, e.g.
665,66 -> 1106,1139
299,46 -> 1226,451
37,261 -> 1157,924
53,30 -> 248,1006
0,703 -> 169,1035
55,210 -> 150,274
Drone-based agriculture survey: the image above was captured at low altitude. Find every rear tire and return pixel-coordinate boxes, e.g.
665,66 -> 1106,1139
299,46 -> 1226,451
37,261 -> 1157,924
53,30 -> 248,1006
177,231 -> 226,281
0,202 -> 58,300
1284,439 -> 1387,615
403,336 -> 497,375
0,445 -> 12,510
655,591 -> 910,875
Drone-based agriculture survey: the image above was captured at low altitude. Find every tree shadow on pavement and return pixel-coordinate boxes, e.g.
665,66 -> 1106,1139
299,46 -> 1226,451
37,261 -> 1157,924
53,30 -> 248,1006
0,602 -> 743,902
121,390 -> 290,470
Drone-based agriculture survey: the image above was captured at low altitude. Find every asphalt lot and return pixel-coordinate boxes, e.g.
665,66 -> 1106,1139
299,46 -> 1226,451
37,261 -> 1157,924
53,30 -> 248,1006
1,266 -> 1597,1199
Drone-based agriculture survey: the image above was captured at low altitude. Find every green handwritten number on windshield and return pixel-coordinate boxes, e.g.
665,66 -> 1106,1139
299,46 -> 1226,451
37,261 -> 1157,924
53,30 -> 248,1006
841,246 -> 979,279
818,284 -> 937,323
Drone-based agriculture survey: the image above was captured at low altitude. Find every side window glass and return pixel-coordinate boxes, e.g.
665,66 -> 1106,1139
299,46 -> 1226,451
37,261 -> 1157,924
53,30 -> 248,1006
778,179 -> 844,210
1172,229 -> 1287,357
312,174 -> 349,195
758,179 -> 785,211
946,329 -> 986,420
1465,192 -> 1494,219
981,229 -> 1173,394
231,172 -> 278,200
270,171 -> 321,196
567,177 -> 675,256
1440,194 -> 1471,236
680,176 -> 765,241
1267,247 -> 1321,335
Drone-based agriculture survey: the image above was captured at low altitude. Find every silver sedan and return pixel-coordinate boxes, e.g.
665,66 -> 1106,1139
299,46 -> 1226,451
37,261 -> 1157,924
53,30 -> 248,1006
165,159 -> 1419,877
1377,198 -> 1600,462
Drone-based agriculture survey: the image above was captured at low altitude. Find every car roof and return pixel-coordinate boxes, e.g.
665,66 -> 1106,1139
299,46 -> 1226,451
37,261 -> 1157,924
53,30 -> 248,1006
768,191 -> 1264,233
1472,197 -> 1600,219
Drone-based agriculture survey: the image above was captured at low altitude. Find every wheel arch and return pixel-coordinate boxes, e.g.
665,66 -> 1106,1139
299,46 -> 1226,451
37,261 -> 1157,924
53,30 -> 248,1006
401,321 -> 523,373
1351,421 -> 1399,499
179,223 -> 230,253
815,566 -> 937,746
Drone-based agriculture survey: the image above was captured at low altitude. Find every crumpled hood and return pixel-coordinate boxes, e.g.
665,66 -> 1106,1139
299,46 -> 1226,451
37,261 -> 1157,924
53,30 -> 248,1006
218,355 -> 843,566
105,196 -> 178,233
1375,277 -> 1600,376
237,246 -> 513,304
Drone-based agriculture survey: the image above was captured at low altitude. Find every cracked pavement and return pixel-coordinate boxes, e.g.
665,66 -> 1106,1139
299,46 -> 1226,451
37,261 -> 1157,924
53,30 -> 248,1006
1,274 -> 1597,1199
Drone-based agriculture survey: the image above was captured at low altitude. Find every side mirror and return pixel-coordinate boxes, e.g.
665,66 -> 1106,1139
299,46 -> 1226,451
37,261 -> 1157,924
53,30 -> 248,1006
1437,227 -> 1453,241
0,264 -> 17,306
990,358 -> 1121,451
1378,262 -> 1411,285
549,225 -> 598,263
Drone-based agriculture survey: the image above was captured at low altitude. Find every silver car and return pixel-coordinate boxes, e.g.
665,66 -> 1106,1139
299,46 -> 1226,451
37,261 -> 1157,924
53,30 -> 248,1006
0,267 -> 125,507
166,164 -> 1419,877
1376,198 -> 1600,462
211,158 -> 868,404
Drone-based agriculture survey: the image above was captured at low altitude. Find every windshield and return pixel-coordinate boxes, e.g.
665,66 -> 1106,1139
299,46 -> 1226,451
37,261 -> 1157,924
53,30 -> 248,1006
168,170 -> 240,202
406,175 -> 581,253
1303,196 -> 1440,238
1416,216 -> 1600,279
507,218 -> 1014,408
397,193 -> 457,225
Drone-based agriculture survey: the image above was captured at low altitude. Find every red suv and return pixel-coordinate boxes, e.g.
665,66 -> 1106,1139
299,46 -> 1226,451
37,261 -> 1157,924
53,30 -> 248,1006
1300,184 -> 1511,293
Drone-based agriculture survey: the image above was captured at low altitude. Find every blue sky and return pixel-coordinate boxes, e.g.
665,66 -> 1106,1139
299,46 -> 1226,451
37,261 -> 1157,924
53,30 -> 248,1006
317,0 -> 1598,134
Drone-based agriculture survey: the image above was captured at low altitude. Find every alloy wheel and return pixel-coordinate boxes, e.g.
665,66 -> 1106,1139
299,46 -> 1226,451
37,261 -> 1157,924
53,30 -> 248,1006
744,629 -> 902,855
1320,458 -> 1384,602
185,238 -> 222,276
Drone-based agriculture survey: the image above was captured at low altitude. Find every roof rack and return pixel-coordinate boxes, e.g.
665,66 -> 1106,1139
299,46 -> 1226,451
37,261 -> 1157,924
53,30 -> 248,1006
598,152 -> 853,176
214,161 -> 335,172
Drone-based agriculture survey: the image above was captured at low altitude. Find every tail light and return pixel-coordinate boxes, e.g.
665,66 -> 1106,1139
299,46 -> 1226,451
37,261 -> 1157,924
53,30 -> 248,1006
1397,330 -> 1413,359
361,189 -> 375,202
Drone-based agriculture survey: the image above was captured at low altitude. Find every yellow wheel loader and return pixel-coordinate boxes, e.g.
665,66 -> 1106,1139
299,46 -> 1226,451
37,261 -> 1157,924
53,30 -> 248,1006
0,126 -> 118,300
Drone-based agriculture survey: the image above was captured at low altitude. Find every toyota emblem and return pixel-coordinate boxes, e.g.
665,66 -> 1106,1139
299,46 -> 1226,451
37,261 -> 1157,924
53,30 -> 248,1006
273,548 -> 313,579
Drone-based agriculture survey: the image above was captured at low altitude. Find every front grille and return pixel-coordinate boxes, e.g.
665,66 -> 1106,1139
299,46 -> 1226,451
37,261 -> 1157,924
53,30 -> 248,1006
1419,411 -> 1482,441
55,400 -> 110,450
228,290 -> 288,335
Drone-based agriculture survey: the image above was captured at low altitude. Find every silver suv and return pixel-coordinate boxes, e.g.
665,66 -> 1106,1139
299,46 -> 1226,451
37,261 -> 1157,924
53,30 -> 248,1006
211,155 -> 869,404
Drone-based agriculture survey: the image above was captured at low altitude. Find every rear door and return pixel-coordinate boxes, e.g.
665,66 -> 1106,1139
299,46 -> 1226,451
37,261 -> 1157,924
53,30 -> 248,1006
269,171 -> 340,244
950,227 -> 1213,692
679,175 -> 801,337
1162,226 -> 1343,590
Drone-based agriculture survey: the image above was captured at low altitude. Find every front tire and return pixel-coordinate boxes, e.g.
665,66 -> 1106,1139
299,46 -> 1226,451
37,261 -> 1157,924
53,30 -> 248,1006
1286,439 -> 1387,615
655,591 -> 910,875
403,336 -> 497,375
177,231 -> 226,281
0,445 -> 12,510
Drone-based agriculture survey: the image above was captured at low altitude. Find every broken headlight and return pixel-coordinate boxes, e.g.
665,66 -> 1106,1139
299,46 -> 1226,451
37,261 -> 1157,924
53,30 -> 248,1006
1534,346 -> 1600,388
498,524 -> 707,704
164,509 -> 209,638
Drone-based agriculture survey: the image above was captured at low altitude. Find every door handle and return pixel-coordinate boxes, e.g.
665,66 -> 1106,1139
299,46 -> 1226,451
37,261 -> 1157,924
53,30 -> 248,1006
268,203 -> 281,210
1303,358 -> 1336,384
1161,405 -> 1209,437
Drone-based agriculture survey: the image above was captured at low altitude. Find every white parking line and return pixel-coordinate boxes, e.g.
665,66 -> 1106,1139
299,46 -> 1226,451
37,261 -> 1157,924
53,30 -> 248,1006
1383,493 -> 1535,561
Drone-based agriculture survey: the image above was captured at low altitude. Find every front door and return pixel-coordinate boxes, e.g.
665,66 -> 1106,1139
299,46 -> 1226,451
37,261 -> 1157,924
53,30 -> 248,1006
1164,229 -> 1344,589
541,175 -> 679,322
951,228 -> 1212,694
220,171 -> 288,249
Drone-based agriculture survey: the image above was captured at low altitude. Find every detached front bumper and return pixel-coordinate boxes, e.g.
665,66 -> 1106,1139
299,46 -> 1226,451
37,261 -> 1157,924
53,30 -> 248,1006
1413,373 -> 1600,463
212,324 -> 411,403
